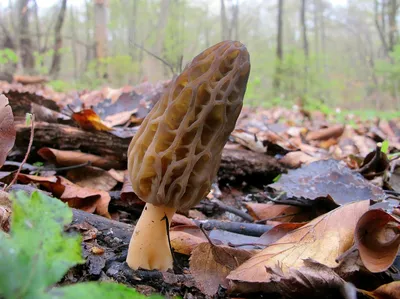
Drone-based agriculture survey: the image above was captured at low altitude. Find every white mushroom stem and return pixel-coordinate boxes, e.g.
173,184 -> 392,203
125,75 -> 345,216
126,202 -> 177,271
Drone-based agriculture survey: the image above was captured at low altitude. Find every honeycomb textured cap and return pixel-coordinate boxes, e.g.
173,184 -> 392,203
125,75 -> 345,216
128,40 -> 250,210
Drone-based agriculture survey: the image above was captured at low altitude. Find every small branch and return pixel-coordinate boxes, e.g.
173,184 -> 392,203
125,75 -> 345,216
193,219 -> 273,237
4,115 -> 35,192
209,199 -> 254,222
199,223 -> 215,246
131,42 -> 175,75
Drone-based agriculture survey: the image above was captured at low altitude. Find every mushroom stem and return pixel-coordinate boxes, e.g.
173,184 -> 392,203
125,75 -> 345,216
126,203 -> 177,271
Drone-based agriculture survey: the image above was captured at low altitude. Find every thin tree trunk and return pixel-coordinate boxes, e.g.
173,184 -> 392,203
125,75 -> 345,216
70,7 -> 78,80
313,0 -> 320,72
18,0 -> 35,73
94,0 -> 108,79
300,0 -> 309,93
49,0 -> 67,79
221,0 -> 229,40
273,0 -> 284,93
388,0 -> 398,51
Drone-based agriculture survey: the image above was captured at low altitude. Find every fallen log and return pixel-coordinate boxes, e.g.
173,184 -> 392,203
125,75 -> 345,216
15,121 -> 284,185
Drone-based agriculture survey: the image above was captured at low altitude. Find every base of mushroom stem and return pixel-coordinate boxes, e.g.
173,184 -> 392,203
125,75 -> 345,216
126,202 -> 177,271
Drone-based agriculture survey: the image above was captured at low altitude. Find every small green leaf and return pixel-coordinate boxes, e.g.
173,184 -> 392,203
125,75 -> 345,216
381,140 -> 389,154
49,282 -> 163,299
273,174 -> 281,183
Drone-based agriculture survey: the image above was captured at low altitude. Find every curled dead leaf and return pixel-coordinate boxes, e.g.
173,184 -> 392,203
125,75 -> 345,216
227,200 -> 370,286
71,109 -> 112,131
355,209 -> 400,273
359,281 -> 400,299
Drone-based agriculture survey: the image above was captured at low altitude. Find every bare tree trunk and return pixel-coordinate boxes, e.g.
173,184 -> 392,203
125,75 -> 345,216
127,0 -> 137,60
17,0 -> 35,74
49,0 -> 67,79
388,0 -> 398,51
70,7 -> 78,80
144,0 -> 171,82
313,0 -> 320,72
300,0 -> 308,93
221,0 -> 229,40
273,0 -> 284,93
375,0 -> 390,57
94,0 -> 108,79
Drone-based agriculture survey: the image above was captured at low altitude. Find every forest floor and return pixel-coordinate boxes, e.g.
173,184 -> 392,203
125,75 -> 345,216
1,80 -> 400,298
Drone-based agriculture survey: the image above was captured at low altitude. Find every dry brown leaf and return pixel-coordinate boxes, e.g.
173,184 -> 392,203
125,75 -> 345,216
306,125 -> 345,141
107,169 -> 125,183
17,174 -> 111,218
66,166 -> 118,191
227,200 -> 370,285
230,258 -> 348,297
355,209 -> 400,273
190,243 -> 253,296
231,129 -> 267,153
279,151 -> 320,168
171,214 -> 195,226
258,222 -> 307,246
38,147 -> 122,170
245,202 -> 313,223
360,281 -> 400,299
170,230 -> 207,255
0,94 -> 16,167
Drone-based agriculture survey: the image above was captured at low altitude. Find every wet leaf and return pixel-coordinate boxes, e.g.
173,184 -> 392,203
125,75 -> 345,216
355,209 -> 400,272
72,109 -> 112,131
190,243 -> 253,296
227,200 -> 370,285
0,95 -> 16,167
269,159 -> 385,205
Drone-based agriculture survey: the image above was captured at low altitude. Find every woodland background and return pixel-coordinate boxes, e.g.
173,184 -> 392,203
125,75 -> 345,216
0,0 -> 399,114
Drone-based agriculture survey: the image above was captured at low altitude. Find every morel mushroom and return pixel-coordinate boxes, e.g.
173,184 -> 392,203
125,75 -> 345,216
126,41 -> 251,270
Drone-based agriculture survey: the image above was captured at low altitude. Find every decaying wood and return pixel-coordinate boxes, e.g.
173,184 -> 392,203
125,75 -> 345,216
13,75 -> 49,85
15,121 -> 284,184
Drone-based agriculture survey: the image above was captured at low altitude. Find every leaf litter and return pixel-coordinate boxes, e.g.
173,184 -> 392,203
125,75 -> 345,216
0,81 -> 400,298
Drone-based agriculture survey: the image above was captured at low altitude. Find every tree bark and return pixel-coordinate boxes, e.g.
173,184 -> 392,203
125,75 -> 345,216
300,0 -> 309,93
17,0 -> 35,73
388,0 -> 398,52
273,0 -> 284,93
49,0 -> 67,79
94,0 -> 108,78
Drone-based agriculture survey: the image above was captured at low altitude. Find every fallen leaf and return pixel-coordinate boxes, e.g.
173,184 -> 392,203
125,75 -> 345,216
355,209 -> 400,273
38,148 -> 122,170
269,159 -> 385,205
66,166 -> 118,191
360,281 -> 400,299
17,174 -> 111,218
0,95 -> 16,167
245,202 -> 314,222
227,200 -> 370,285
306,125 -> 345,141
279,151 -> 320,168
231,129 -> 267,153
71,109 -> 112,131
230,259 -> 349,297
258,222 -> 307,246
190,243 -> 253,296
170,230 -> 207,255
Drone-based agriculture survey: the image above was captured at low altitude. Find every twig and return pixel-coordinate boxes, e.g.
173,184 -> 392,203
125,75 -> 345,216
4,115 -> 35,192
209,199 -> 254,222
199,223 -> 215,246
131,41 -> 175,75
193,219 -> 273,237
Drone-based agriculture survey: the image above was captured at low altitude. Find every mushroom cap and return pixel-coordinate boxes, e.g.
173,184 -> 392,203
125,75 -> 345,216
128,40 -> 250,210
